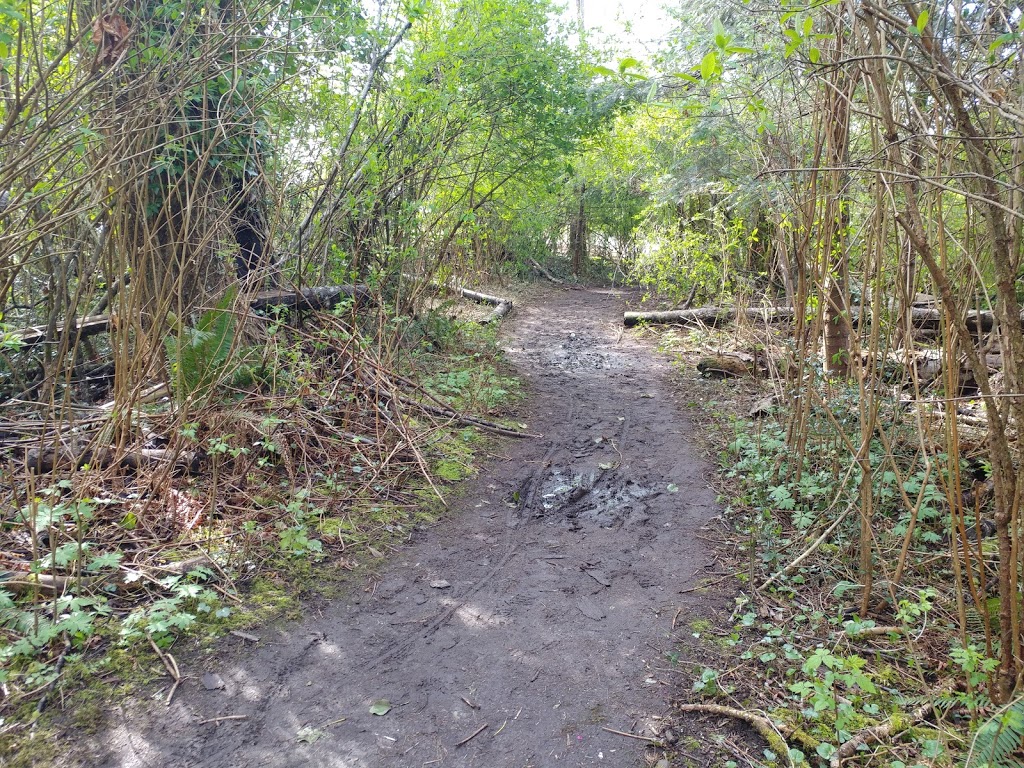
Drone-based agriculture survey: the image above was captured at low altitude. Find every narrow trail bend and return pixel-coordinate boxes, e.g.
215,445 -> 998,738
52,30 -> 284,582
102,287 -> 723,768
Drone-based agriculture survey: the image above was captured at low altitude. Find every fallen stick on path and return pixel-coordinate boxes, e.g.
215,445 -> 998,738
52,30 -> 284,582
197,714 -> 249,725
148,636 -> 182,706
624,304 -> 1024,331
455,723 -> 488,747
601,725 -> 659,742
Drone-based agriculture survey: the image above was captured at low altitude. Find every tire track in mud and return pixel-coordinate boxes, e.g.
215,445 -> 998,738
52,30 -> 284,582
97,287 -> 724,768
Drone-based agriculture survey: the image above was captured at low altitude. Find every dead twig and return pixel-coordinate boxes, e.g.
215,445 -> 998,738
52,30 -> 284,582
679,573 -> 736,594
148,636 -> 182,706
197,714 -> 248,725
455,723 -> 488,747
601,726 -> 659,742
845,625 -> 905,639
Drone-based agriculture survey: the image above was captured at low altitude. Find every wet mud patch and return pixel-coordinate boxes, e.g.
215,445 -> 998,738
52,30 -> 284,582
88,287 -> 726,768
529,465 -> 656,527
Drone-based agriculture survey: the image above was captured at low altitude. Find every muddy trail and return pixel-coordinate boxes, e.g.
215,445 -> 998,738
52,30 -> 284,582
98,287 -> 724,768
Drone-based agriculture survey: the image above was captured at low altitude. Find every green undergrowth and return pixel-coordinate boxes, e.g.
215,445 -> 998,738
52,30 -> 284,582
681,401 -> 986,767
0,307 -> 520,764
647,330 -> 1006,768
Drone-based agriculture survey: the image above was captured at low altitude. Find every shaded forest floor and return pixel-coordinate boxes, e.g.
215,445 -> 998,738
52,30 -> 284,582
68,286 -> 736,768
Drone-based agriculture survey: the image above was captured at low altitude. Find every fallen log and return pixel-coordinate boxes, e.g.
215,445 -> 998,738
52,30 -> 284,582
527,256 -> 564,285
624,307 -> 796,327
481,300 -> 513,324
458,287 -> 505,306
828,689 -> 946,768
14,285 -> 373,349
14,315 -> 113,347
697,354 -> 758,379
457,287 -> 513,325
625,304 -> 1024,331
249,284 -> 372,312
26,446 -> 197,474
2,554 -> 215,595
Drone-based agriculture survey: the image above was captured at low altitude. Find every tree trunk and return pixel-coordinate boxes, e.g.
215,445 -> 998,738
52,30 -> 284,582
569,183 -> 587,278
822,48 -> 855,379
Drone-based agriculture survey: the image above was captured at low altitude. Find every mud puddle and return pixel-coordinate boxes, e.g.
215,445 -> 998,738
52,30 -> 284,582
92,287 -> 723,768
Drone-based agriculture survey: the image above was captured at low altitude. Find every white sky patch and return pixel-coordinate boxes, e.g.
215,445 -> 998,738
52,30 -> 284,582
561,0 -> 674,64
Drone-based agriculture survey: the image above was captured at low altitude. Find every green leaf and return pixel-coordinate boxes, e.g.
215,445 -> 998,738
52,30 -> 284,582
917,9 -> 929,28
590,65 -> 617,77
802,17 -> 813,36
86,551 -> 123,572
370,699 -> 392,716
700,52 -> 717,81
667,483 -> 679,493
808,47 -> 821,64
990,32 -> 1018,53
296,726 -> 324,744
618,56 -> 639,73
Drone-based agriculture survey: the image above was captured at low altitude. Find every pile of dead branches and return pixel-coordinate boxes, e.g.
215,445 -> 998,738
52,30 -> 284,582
0,305 -> 525,716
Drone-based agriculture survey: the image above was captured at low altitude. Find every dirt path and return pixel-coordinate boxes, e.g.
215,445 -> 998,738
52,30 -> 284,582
99,288 -> 723,768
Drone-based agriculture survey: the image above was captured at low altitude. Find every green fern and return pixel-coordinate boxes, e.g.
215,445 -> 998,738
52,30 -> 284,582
966,696 -> 1024,768
164,291 -> 237,403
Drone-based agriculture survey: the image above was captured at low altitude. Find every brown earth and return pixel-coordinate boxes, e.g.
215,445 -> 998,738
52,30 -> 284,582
92,286 -> 728,768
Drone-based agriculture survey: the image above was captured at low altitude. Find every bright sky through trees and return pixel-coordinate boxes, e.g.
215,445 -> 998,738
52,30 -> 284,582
564,0 -> 671,60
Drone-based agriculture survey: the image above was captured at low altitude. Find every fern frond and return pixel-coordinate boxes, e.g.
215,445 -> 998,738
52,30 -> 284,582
966,695 -> 1024,768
